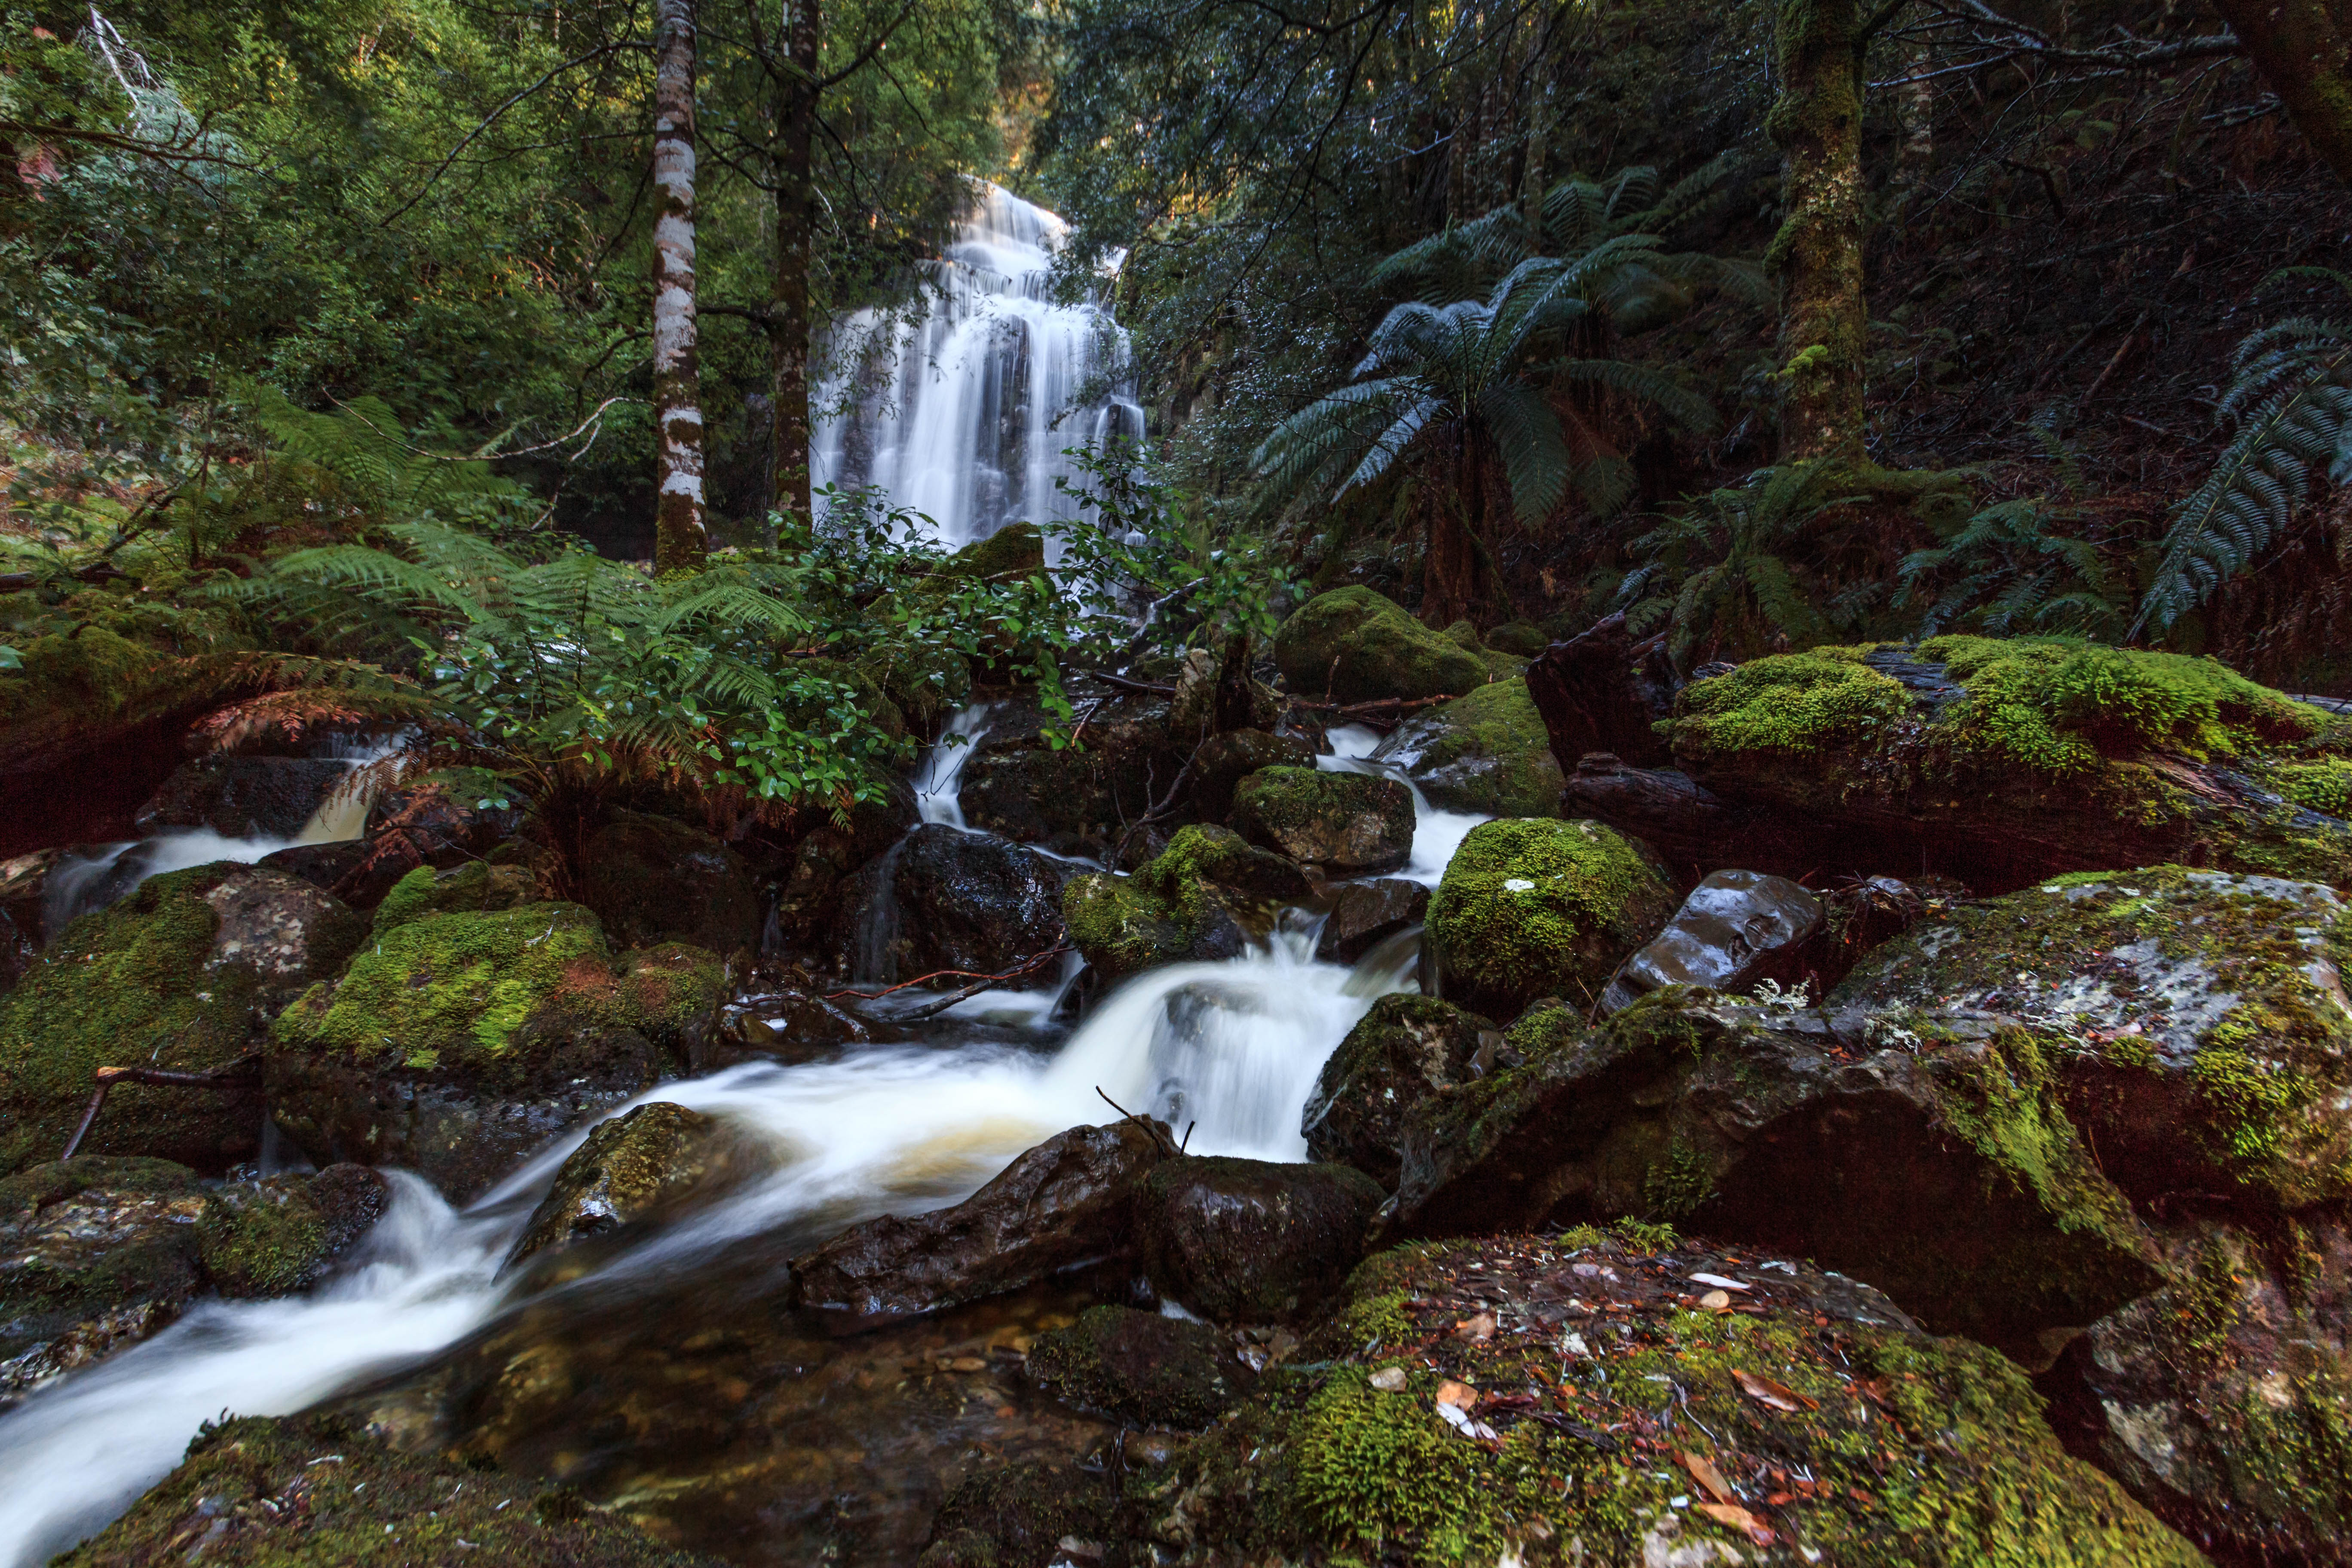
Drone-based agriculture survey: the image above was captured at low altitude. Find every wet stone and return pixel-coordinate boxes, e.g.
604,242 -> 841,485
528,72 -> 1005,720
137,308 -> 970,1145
1313,877 -> 1429,966
1025,1304 -> 1256,1429
1599,868 -> 1824,1014
508,1102 -> 734,1268
1301,994 -> 1499,1187
133,754 -> 352,839
1136,1156 -> 1387,1323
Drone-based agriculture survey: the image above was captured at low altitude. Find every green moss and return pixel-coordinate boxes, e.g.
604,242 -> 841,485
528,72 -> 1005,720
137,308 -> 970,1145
936,521 -> 1044,582
2273,755 -> 2352,816
373,861 -> 537,933
0,1156 -> 207,1350
1271,587 -> 1492,704
2208,1365 -> 2352,1540
196,1180 -> 329,1298
1669,649 -> 1910,758
1641,1133 -> 1715,1219
1289,1370 -> 1536,1561
1427,818 -> 1677,1018
1385,677 -> 1564,818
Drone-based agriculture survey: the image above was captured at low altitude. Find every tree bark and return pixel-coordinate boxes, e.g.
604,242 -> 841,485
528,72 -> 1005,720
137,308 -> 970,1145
1767,0 -> 1868,462
2208,0 -> 2352,185
1423,433 -> 1481,627
652,0 -> 707,572
771,0 -> 821,528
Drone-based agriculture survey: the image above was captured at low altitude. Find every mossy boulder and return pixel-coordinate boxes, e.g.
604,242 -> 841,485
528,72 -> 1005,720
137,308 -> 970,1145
194,1163 -> 390,1299
1230,766 -> 1413,874
1137,1156 -> 1387,1323
1271,587 -> 1491,704
939,521 -> 1045,582
0,864 -> 363,1175
1425,818 -> 1677,1020
1834,865 -> 2352,1212
1104,1231 -> 2204,1566
371,860 -> 536,933
54,1412 -> 728,1568
1026,1304 -> 1256,1429
959,689 -> 1189,859
577,809 -> 762,956
1062,825 -> 1312,984
267,903 -> 727,1201
1370,675 -> 1565,817
1485,620 -> 1550,656
1188,726 -> 1317,823
506,1101 -> 734,1268
1301,995 -> 1500,1187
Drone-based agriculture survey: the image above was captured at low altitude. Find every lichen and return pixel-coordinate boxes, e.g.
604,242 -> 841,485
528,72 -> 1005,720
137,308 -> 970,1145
1427,818 -> 1676,1018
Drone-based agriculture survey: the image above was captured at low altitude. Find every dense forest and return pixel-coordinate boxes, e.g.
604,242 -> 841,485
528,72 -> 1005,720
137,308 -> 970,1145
7,1 -> 2352,1565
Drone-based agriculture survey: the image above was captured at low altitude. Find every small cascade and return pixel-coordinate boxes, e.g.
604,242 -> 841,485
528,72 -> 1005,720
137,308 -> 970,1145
813,183 -> 1145,549
1317,723 -> 1488,885
913,702 -> 994,829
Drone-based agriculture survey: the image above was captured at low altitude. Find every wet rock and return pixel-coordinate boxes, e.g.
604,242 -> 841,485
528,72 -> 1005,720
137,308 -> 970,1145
1371,676 -> 1565,817
331,774 -> 527,911
1027,1304 -> 1255,1429
1188,727 -> 1316,824
1425,817 -> 1677,1022
508,1102 -> 732,1267
1271,586 -> 1491,704
791,1119 -> 1171,1325
578,809 -> 762,955
0,864 -> 362,1175
1391,990 -> 2165,1358
0,847 -> 64,950
1522,609 -> 1676,769
254,838 -> 370,895
133,754 -> 352,838
1598,868 -> 1823,1014
196,1163 -> 390,1298
917,1458 -> 1117,1568
769,780 -> 917,953
835,823 -> 1073,982
1312,877 -> 1428,965
0,1156 -> 207,1406
1136,1156 -> 1385,1323
959,689 -> 1188,858
1301,995 -> 1498,1186
54,1411 -> 729,1567
1810,871 -> 1971,989
1230,766 -> 1412,875
266,903 -> 726,1202
1061,826 -> 1311,984
701,986 -> 876,1070
371,858 -> 538,931
1109,1230 -> 2203,1567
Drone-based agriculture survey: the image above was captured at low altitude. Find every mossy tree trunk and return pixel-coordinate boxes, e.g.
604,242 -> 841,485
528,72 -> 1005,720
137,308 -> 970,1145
651,0 -> 707,573
770,0 -> 821,530
2208,0 -> 2352,186
1767,0 -> 1869,462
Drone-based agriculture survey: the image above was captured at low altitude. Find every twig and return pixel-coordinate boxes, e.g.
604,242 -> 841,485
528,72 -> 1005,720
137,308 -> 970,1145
1096,1087 -> 1184,1155
1107,755 -> 1195,870
1090,671 -> 1178,696
1287,692 -> 1465,717
60,1058 -> 262,1161
827,943 -> 1072,1003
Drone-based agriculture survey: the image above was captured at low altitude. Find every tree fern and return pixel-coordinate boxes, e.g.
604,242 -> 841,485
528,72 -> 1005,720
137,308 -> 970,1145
1623,461 -> 1868,666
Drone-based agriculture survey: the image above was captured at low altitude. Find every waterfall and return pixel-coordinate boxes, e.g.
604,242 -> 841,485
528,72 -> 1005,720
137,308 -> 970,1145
812,182 -> 1145,548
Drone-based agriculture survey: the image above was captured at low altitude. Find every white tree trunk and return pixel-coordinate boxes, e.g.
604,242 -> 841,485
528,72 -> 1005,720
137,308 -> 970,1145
652,0 -> 705,571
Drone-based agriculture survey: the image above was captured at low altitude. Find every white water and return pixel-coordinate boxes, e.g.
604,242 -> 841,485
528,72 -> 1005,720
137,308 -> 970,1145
913,702 -> 995,829
813,182 -> 1144,548
1318,723 -> 1488,885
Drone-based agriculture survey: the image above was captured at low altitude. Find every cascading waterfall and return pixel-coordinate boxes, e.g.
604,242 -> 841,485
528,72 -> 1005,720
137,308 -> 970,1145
1318,723 -> 1489,886
813,183 -> 1145,548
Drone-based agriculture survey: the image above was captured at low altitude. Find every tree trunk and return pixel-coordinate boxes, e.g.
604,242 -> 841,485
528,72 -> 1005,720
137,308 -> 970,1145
1766,0 -> 1868,462
771,0 -> 821,528
1423,433 -> 1481,627
651,0 -> 706,573
2208,0 -> 2352,185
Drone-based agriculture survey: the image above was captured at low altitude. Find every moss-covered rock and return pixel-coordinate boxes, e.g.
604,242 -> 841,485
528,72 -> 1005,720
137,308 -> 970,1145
1230,766 -> 1413,874
1187,726 -> 1316,824
506,1101 -> 732,1268
1834,866 -> 2352,1211
577,809 -> 762,956
1301,994 -> 1499,1187
267,904 -> 726,1201
195,1164 -> 389,1300
1106,1231 -> 2205,1566
1485,620 -> 1551,657
371,860 -> 537,933
1061,825 -> 1312,983
1026,1304 -> 1256,1429
0,864 -> 362,1175
1370,674 -> 1565,817
938,521 -> 1045,582
1425,818 -> 1677,1020
1271,587 -> 1492,704
916,1458 -> 1118,1568
55,1412 -> 728,1567
1137,1156 -> 1387,1323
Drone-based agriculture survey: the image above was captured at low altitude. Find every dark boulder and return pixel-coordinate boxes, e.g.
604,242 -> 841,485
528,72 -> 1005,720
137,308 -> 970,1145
1136,1156 -> 1385,1323
1062,826 -> 1311,984
790,1118 -> 1171,1325
195,1163 -> 390,1299
1188,727 -> 1316,824
701,985 -> 877,1070
1597,868 -> 1823,1013
134,754 -> 352,839
769,779 -> 917,954
1301,995 -> 1499,1186
506,1101 -> 735,1268
833,823 -> 1073,982
1026,1304 -> 1255,1429
1370,676 -> 1565,817
254,838 -> 370,896
1230,766 -> 1412,875
1312,877 -> 1429,965
959,689 -> 1188,859
577,809 -> 762,956
916,1460 -> 1117,1568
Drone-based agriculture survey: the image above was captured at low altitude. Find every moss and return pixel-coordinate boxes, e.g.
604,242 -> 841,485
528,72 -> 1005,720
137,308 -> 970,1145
1670,649 -> 1910,759
1026,1305 -> 1249,1429
2207,1365 -> 2352,1540
1641,1133 -> 1716,1219
1060,873 -> 1190,981
1289,1369 -> 1537,1561
1230,766 -> 1412,870
1486,621 -> 1550,657
1380,677 -> 1564,818
0,1156 -> 207,1353
2272,755 -> 2352,815
936,521 -> 1044,582
1427,818 -> 1677,1018
372,861 -> 537,933
1271,587 -> 1492,704
196,1179 -> 328,1298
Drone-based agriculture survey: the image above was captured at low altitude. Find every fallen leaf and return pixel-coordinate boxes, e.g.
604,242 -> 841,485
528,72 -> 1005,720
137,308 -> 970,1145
1763,1491 -> 1797,1507
1697,1289 -> 1732,1311
1694,1502 -> 1774,1546
1434,1402 -> 1500,1441
1368,1366 -> 1408,1393
1678,1451 -> 1733,1504
1733,1369 -> 1819,1412
948,1356 -> 987,1372
1689,1272 -> 1752,1292
1435,1379 -> 1479,1410
1454,1311 -> 1499,1342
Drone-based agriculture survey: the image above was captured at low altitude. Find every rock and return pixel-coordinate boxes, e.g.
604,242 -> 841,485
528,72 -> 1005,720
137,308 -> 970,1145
506,1102 -> 732,1267
1370,676 -> 1566,817
371,858 -> 538,931
1105,1229 -> 2204,1567
1390,990 -> 2166,1358
0,864 -> 362,1175
769,779 -> 917,954
834,823 -> 1073,982
917,1459 -> 1117,1568
577,809 -> 762,955
1598,868 -> 1824,1013
1301,995 -> 1498,1186
195,1163 -> 390,1298
54,1411 -> 729,1567
0,1157 -> 208,1405
1270,587 -> 1491,704
133,754 -> 353,838
1169,641 -> 1281,743
1833,865 -> 2352,1212
1136,1156 -> 1386,1323
331,774 -> 527,911
959,689 -> 1188,858
791,1119 -> 1171,1324
1484,620 -> 1550,656
1810,872 -> 1971,989
254,838 -> 370,895
1425,818 -> 1677,1021
1188,727 -> 1316,824
1312,877 -> 1429,965
1522,609 -> 1675,769
1061,826 -> 1311,984
1230,766 -> 1413,875
702,986 -> 876,1070
939,520 -> 1044,582
1026,1304 -> 1255,1428
0,847 -> 65,950
267,904 -> 726,1202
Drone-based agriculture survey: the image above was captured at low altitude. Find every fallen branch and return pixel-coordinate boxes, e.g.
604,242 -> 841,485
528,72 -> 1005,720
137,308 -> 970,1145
1096,1086 -> 1185,1156
827,943 -> 1072,1005
1286,692 -> 1465,717
60,1057 -> 262,1161
1090,671 -> 1179,696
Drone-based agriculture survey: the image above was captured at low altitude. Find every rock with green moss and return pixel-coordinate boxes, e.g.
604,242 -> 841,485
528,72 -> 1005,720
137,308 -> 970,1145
578,810 -> 762,956
196,1164 -> 389,1299
1061,825 -> 1312,983
1271,587 -> 1492,704
1425,818 -> 1677,1020
506,1101 -> 734,1268
1230,766 -> 1413,874
1137,1157 -> 1387,1323
1102,1231 -> 2205,1566
1372,675 -> 1565,817
1485,620 -> 1550,657
55,1411 -> 729,1568
1188,726 -> 1317,823
939,521 -> 1045,582
0,864 -> 363,1175
1026,1304 -> 1256,1429
371,860 -> 537,933
1834,866 -> 2352,1212
267,904 -> 726,1201
1391,989 -> 2166,1360
916,1458 -> 1119,1568
1302,995 -> 1500,1188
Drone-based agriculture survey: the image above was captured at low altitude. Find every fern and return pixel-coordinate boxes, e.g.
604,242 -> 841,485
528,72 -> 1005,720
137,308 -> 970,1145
1623,462 -> 1869,666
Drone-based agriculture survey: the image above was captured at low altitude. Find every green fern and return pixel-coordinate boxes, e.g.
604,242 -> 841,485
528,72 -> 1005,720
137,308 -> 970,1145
1622,461 -> 1868,666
